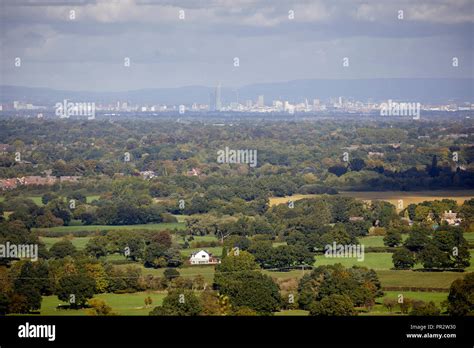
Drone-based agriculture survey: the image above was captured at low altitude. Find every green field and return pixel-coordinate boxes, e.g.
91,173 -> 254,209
464,233 -> 474,242
364,290 -> 449,315
33,222 -> 185,234
39,291 -> 166,316
316,252 -> 395,270
40,236 -> 91,250
181,247 -> 223,257
381,290 -> 448,306
376,270 -> 467,289
359,235 -> 408,248
190,235 -> 219,242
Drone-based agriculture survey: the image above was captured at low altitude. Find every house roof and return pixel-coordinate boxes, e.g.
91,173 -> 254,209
190,249 -> 213,257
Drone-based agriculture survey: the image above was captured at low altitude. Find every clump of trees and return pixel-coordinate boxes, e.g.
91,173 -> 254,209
445,272 -> 474,316
298,264 -> 383,315
392,225 -> 470,270
214,251 -> 281,315
85,230 -> 182,268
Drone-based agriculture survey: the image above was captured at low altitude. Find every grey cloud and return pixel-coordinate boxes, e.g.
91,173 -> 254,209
0,0 -> 472,91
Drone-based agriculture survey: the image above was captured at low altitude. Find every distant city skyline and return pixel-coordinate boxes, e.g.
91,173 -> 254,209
1,78 -> 472,106
0,0 -> 473,92
5,89 -> 472,117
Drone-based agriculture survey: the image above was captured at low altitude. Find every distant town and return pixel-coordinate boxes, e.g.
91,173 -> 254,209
2,87 -> 473,118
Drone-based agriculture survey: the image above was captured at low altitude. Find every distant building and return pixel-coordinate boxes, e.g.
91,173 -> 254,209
442,210 -> 462,226
257,95 -> 264,108
216,83 -> 222,111
20,176 -> 56,186
59,176 -> 81,183
139,171 -> 156,180
368,152 -> 384,158
186,168 -> 201,177
390,143 -> 401,149
14,175 -> 81,187
189,250 -> 220,265
0,144 -> 10,154
349,216 -> 364,222
0,178 -> 18,190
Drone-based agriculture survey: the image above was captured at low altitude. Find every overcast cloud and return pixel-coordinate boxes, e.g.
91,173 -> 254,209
0,0 -> 473,91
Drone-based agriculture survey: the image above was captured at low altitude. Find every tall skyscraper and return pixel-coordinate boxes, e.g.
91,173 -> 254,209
209,91 -> 216,111
257,95 -> 264,108
216,83 -> 222,111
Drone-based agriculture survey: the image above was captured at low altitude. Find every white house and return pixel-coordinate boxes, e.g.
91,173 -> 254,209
189,250 -> 220,265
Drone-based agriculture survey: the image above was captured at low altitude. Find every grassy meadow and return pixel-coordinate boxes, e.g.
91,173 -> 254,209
39,291 -> 166,316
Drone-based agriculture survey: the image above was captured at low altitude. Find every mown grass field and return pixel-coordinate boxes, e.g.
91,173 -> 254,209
39,291 -> 166,316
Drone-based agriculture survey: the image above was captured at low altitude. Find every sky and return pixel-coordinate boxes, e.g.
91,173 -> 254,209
0,0 -> 473,91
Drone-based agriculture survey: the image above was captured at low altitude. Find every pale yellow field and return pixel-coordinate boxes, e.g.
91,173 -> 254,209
269,191 -> 474,210
269,194 -> 318,206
